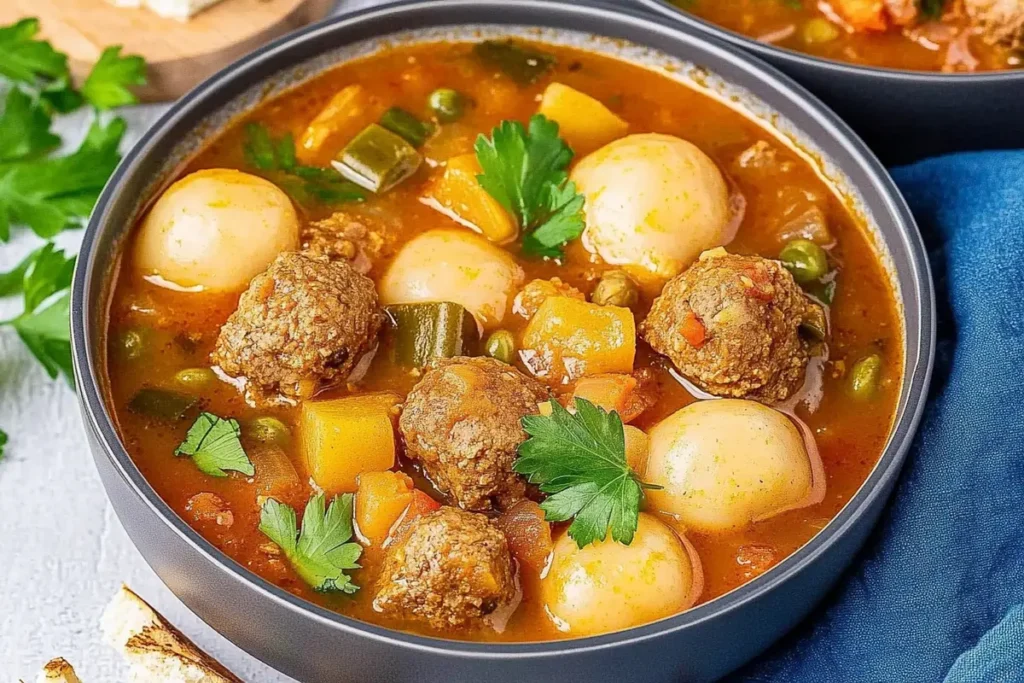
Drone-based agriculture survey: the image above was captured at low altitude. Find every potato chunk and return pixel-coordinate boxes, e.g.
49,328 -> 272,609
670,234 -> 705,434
133,169 -> 299,293
572,134 -> 731,279
301,393 -> 400,494
645,399 -> 820,532
424,154 -> 518,244
521,296 -> 636,383
538,83 -> 629,154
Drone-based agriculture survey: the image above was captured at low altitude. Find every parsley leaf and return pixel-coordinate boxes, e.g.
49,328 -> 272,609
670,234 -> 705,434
474,114 -> 586,258
259,493 -> 363,593
515,398 -> 657,548
919,0 -> 946,19
0,428 -> 6,459
81,46 -> 147,110
0,18 -> 69,87
242,122 -> 365,206
0,116 -> 126,240
10,290 -> 73,384
0,88 -> 60,163
175,412 -> 254,477
0,243 -> 76,384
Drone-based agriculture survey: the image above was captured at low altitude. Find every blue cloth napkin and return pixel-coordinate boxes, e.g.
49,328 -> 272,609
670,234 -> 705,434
734,151 -> 1024,683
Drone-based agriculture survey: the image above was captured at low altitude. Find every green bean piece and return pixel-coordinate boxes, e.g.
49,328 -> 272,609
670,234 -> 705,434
780,239 -> 829,284
386,302 -> 479,367
484,330 -> 516,365
473,40 -> 555,85
428,88 -> 466,123
379,106 -> 433,147
128,388 -> 197,421
332,123 -> 422,193
848,354 -> 882,400
174,368 -> 216,391
591,270 -> 639,309
119,328 -> 147,361
248,416 -> 292,445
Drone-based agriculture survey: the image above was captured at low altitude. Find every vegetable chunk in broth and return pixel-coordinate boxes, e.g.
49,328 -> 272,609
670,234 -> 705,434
105,40 -> 902,642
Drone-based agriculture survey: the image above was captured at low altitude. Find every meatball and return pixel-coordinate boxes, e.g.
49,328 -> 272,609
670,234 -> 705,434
213,252 -> 383,401
399,357 -> 549,511
373,507 -> 517,629
641,249 -> 822,404
300,210 -> 389,275
965,0 -> 1024,50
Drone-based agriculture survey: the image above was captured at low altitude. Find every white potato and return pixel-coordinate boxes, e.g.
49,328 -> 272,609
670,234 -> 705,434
646,399 -> 816,533
572,134 -> 730,279
541,513 -> 701,636
133,169 -> 299,292
379,229 -> 524,329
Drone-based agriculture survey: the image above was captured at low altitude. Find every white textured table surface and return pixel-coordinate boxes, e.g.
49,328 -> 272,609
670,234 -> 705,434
0,3 -> 386,681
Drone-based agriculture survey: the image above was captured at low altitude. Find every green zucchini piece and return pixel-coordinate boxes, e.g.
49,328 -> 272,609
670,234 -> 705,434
128,388 -> 198,421
385,302 -> 479,367
332,123 -> 422,193
380,106 -> 433,147
474,40 -> 555,85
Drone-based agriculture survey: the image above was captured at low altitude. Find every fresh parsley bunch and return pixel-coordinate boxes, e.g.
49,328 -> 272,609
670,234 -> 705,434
0,17 -> 147,446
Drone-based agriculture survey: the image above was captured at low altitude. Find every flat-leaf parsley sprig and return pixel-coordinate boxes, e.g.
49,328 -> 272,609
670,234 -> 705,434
474,114 -> 586,259
260,493 -> 363,594
514,398 -> 660,548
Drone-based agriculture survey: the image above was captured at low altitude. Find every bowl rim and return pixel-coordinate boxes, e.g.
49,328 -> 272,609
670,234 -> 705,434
71,0 -> 936,660
635,0 -> 1024,82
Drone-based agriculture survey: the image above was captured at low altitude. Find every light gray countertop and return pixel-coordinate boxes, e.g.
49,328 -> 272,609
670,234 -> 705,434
1,2 -> 387,680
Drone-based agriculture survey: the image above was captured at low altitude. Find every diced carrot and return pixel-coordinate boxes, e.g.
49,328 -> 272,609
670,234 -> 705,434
494,500 -> 553,574
424,154 -> 518,244
573,374 -> 638,420
680,312 -> 706,349
355,471 -> 416,546
390,490 -> 442,540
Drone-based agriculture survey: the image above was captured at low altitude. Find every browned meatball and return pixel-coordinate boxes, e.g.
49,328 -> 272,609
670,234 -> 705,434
641,249 -> 822,404
400,357 -> 548,511
213,252 -> 383,401
965,0 -> 1024,50
300,210 -> 390,275
373,507 -> 517,630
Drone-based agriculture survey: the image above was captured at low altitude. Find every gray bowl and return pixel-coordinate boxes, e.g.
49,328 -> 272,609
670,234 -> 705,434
70,1 -> 935,681
635,0 -> 1024,164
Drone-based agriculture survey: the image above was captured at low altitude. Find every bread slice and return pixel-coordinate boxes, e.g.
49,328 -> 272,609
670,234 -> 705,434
101,586 -> 242,683
143,0 -> 227,20
35,658 -> 82,683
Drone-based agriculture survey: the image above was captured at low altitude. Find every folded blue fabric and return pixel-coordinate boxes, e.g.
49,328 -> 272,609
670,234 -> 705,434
735,151 -> 1024,683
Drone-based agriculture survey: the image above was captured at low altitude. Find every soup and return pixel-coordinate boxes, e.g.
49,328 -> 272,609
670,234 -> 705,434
678,0 -> 1024,72
104,39 -> 902,642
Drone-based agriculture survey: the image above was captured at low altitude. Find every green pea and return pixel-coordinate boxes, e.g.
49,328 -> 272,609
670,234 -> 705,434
802,18 -> 840,44
248,416 -> 291,445
591,270 -> 639,309
118,328 -> 148,361
780,239 -> 829,284
174,368 -> 216,391
484,330 -> 516,365
848,354 -> 882,400
428,88 -> 465,123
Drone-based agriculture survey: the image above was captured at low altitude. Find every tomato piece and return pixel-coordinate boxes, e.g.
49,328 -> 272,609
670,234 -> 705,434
494,500 -> 553,573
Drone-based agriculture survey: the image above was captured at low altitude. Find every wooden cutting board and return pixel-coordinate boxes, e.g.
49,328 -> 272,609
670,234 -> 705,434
0,0 -> 337,101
